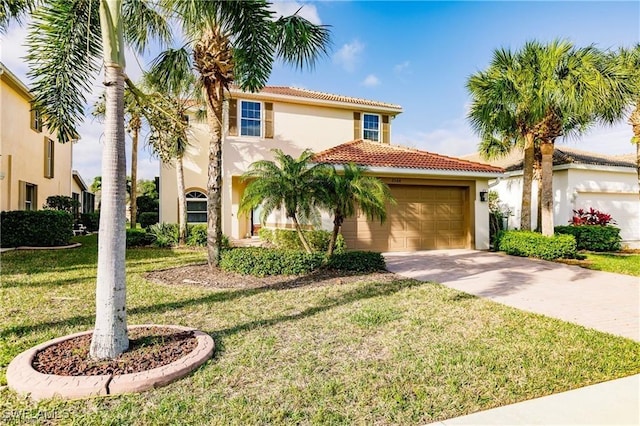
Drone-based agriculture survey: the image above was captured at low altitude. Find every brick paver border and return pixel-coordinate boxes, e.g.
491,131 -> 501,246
6,324 -> 215,401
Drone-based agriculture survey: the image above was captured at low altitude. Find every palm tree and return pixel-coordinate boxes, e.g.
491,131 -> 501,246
321,163 -> 393,257
617,45 -> 640,192
469,41 -> 632,236
155,1 -> 331,267
24,0 -> 169,359
239,149 -> 331,253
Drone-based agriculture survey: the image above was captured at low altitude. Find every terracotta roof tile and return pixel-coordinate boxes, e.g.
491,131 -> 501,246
314,139 -> 504,174
229,86 -> 402,111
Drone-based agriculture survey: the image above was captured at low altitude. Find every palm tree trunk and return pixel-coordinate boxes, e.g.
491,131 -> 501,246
90,62 -> 129,360
540,141 -> 555,236
176,156 -> 187,245
520,133 -> 534,231
129,124 -> 139,228
631,104 -> 640,196
327,215 -> 342,257
291,215 -> 313,253
204,84 -> 224,267
534,153 -> 542,232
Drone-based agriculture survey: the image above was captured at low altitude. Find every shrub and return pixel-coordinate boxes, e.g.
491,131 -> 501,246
80,212 -> 100,232
261,228 -> 345,253
148,223 -> 178,247
495,230 -> 576,260
186,224 -> 231,249
220,247 -> 324,276
326,251 -> 386,273
1,210 -> 73,247
136,195 -> 159,214
44,195 -> 80,214
126,228 -> 155,247
139,212 -> 159,229
570,208 -> 616,226
555,225 -> 621,252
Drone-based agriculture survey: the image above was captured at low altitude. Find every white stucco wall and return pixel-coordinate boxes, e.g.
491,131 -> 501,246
492,166 -> 640,248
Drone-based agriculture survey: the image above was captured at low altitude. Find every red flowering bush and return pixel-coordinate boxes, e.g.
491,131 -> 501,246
570,208 -> 616,226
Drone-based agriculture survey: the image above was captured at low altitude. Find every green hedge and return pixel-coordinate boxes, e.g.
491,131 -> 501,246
1,210 -> 73,247
220,247 -> 325,277
139,212 -> 159,229
126,228 -> 156,247
495,230 -> 576,260
554,225 -> 621,252
258,228 -> 345,253
325,251 -> 386,273
80,212 -> 100,232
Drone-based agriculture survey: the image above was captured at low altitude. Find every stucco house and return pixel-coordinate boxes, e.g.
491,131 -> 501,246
0,62 -> 74,212
464,147 -> 640,248
71,170 -> 96,217
159,87 -> 503,251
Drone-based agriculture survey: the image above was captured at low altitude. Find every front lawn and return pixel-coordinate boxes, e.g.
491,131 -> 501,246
1,235 -> 639,424
560,253 -> 640,277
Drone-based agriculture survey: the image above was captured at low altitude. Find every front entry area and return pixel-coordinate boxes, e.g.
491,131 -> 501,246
341,184 -> 472,252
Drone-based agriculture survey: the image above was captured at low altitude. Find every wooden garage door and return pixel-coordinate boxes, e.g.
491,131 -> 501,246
341,185 -> 469,252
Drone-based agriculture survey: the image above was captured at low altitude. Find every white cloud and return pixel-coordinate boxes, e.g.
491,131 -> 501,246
270,1 -> 322,25
361,74 -> 380,87
333,40 -> 364,72
393,61 -> 411,74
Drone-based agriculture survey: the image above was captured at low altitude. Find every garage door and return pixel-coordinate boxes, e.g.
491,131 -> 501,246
341,185 -> 469,252
575,193 -> 640,243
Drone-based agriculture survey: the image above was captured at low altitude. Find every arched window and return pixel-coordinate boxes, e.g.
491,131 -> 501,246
186,191 -> 207,223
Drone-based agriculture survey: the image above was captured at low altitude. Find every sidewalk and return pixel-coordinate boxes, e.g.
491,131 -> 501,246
384,250 -> 640,425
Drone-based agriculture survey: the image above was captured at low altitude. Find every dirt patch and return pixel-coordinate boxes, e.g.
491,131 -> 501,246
33,326 -> 198,376
145,263 -> 398,290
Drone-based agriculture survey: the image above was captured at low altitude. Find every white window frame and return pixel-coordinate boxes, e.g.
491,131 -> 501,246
362,113 -> 380,142
185,190 -> 207,224
239,100 -> 263,138
25,183 -> 37,211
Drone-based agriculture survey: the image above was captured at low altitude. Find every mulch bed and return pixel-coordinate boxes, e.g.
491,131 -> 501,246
145,263 -> 398,290
33,327 -> 198,376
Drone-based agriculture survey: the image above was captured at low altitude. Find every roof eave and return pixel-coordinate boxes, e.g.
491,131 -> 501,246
329,164 -> 504,179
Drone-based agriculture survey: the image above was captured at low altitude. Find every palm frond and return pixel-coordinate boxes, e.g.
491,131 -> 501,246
122,0 -> 172,54
0,0 -> 37,32
271,13 -> 331,70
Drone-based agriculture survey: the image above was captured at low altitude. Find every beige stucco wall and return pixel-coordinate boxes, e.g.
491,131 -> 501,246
0,72 -> 73,211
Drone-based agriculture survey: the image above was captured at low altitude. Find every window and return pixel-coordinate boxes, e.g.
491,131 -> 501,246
44,137 -> 55,178
72,192 -> 80,217
19,182 -> 37,211
83,192 -> 95,213
362,113 -> 380,141
186,191 -> 207,223
30,103 -> 42,132
240,101 -> 261,137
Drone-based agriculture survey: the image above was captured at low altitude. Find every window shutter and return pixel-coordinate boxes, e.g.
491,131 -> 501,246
18,180 -> 26,210
264,102 -> 274,139
30,103 -> 42,132
44,137 -> 54,178
228,99 -> 238,136
353,112 -> 361,140
34,185 -> 38,210
382,115 -> 390,144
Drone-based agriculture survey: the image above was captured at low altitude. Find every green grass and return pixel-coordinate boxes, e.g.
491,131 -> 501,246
1,235 -> 639,425
581,253 -> 640,277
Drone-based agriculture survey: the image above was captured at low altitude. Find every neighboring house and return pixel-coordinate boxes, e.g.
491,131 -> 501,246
464,147 -> 640,248
159,87 -> 503,251
0,62 -> 73,212
71,170 -> 95,217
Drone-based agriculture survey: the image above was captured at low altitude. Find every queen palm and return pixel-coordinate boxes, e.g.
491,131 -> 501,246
23,0 -> 170,359
239,149 -> 330,253
469,41 -> 631,236
616,45 -> 640,191
156,0 -> 331,267
322,163 -> 393,257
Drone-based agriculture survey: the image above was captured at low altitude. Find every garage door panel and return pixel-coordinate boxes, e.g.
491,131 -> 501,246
342,185 -> 470,251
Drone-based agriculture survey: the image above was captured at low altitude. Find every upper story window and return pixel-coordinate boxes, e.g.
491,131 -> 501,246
240,101 -> 262,137
44,137 -> 55,178
30,103 -> 42,132
186,190 -> 207,223
362,113 -> 380,142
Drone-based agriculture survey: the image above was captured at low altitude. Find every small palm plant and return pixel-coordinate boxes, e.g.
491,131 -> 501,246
239,149 -> 331,253
322,163 -> 394,257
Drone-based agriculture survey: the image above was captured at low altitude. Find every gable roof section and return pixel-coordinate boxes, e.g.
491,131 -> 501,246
229,86 -> 402,114
314,139 -> 503,174
462,146 -> 636,171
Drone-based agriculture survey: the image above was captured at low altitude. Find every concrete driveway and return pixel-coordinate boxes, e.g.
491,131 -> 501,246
384,250 -> 639,341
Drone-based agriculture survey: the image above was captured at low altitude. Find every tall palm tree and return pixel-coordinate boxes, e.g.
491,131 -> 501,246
617,45 -> 640,192
469,41 -> 632,236
156,0 -> 331,267
321,163 -> 393,257
239,149 -> 331,253
24,0 -> 169,359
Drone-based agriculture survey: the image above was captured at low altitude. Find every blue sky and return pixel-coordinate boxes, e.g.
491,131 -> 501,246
2,1 -> 639,184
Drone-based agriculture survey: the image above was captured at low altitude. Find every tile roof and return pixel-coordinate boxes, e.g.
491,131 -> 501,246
462,146 -> 636,171
314,139 -> 504,174
229,86 -> 402,111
